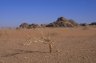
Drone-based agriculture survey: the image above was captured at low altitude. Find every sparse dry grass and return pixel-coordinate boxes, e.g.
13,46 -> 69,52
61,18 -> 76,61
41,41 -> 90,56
0,27 -> 96,63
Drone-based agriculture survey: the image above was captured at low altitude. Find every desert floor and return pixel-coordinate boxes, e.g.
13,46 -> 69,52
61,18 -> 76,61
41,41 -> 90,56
0,27 -> 96,63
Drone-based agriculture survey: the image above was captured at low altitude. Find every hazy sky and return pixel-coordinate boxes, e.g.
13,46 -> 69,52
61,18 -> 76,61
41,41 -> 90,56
0,0 -> 96,27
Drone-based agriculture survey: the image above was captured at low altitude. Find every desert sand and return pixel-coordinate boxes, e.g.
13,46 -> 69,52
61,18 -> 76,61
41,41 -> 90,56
0,27 -> 96,63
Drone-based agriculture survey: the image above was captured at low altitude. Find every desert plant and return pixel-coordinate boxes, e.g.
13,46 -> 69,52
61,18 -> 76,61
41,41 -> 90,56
22,28 -> 54,53
41,36 -> 53,53
37,28 -> 54,53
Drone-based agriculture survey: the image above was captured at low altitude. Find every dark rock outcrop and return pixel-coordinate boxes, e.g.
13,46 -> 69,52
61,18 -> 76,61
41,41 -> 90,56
19,17 -> 79,28
46,17 -> 78,27
19,23 -> 29,28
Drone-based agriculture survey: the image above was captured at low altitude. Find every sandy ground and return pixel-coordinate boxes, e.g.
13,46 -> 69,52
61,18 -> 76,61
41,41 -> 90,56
0,27 -> 96,63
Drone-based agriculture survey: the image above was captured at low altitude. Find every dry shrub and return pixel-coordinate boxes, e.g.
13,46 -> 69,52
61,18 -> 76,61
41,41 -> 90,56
36,28 -> 55,53
21,28 -> 55,53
